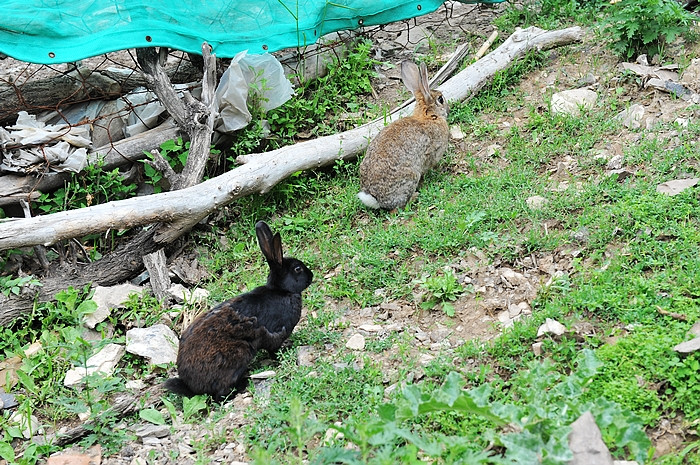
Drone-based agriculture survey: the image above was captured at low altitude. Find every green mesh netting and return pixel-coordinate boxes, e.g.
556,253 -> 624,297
0,0 -> 503,65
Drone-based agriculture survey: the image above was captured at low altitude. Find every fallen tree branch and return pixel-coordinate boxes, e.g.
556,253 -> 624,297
0,26 -> 584,325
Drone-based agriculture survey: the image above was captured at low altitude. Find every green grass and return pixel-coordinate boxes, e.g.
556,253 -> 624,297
2,5 -> 700,463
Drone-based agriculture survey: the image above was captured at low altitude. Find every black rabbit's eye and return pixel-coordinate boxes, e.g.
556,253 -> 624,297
294,265 -> 303,274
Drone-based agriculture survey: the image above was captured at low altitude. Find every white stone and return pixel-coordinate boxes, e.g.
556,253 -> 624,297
249,370 -> 276,379
536,318 -> 567,337
615,104 -> 645,129
449,125 -> 465,140
126,324 -> 179,365
64,343 -> 125,386
551,89 -> 597,116
85,283 -> 143,329
526,195 -> 548,210
532,342 -> 543,356
167,284 -> 210,304
9,411 -> 42,438
657,178 -> 699,196
673,336 -> 700,354
359,324 -> 383,332
345,334 -> 365,350
125,379 -> 146,390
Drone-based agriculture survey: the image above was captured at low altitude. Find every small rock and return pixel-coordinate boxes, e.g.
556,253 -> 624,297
168,284 -> 209,304
508,304 -> 522,318
526,195 -> 549,210
571,227 -> 590,244
615,104 -> 645,129
532,342 -> 543,356
346,334 -> 365,350
656,178 -> 699,196
518,302 -> 532,315
449,125 -> 465,140
126,324 -> 179,365
297,345 -> 315,367
64,343 -> 125,386
497,310 -> 511,324
359,324 -> 383,332
134,424 -> 171,439
673,337 -> 700,354
486,144 -> 502,157
537,318 -> 567,337
0,392 -> 18,410
551,89 -> 597,116
681,58 -> 700,91
85,283 -> 143,329
47,445 -> 101,465
125,379 -> 146,390
606,154 -> 624,170
606,169 -> 634,181
568,411 -> 614,465
690,321 -> 700,338
249,370 -> 276,379
10,411 -> 42,438
429,327 -> 451,343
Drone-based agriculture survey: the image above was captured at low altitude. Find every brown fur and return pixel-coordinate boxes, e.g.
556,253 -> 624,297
359,61 -> 449,210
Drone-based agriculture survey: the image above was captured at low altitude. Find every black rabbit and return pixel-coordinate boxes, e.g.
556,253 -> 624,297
164,221 -> 313,400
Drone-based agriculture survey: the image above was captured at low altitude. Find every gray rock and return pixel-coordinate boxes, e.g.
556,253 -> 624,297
537,318 -> 567,337
690,321 -> 700,338
345,334 -> 365,350
297,345 -> 315,367
0,393 -> 17,410
126,324 -> 179,365
85,283 -> 143,329
568,411 -> 614,465
673,336 -> 700,354
64,343 -> 125,386
551,89 -> 597,116
532,342 -> 543,356
614,104 -> 645,129
606,154 -> 624,170
134,424 -> 171,439
526,195 -> 549,210
656,178 -> 699,196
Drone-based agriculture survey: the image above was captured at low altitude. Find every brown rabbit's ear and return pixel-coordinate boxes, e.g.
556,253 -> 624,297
418,62 -> 431,97
256,221 -> 282,266
400,60 -> 422,97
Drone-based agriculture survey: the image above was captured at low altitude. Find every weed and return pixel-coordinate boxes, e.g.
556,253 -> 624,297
601,0 -> 697,59
418,269 -> 466,317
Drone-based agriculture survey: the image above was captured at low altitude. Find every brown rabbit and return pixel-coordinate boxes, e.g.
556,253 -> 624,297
358,60 -> 449,210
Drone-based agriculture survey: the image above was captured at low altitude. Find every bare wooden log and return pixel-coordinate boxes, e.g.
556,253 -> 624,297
0,26 -> 583,325
143,249 -> 171,301
0,60 -> 200,125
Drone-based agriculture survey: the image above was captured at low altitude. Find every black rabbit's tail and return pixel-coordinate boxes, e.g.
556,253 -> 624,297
163,377 -> 195,397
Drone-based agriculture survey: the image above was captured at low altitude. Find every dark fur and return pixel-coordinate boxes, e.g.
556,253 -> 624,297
163,221 -> 313,400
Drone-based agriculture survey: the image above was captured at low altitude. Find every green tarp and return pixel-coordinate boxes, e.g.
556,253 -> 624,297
0,0 -> 503,65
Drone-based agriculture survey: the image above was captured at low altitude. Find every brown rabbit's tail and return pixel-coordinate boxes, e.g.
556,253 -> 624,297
163,377 -> 195,397
358,191 -> 380,209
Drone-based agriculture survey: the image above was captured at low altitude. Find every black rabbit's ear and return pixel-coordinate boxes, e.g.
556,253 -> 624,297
256,221 -> 283,266
272,232 -> 284,265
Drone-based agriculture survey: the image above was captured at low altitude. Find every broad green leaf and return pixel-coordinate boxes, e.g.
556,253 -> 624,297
139,408 -> 166,425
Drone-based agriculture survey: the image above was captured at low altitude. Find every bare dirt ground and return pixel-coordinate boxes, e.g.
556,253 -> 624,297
3,2 -> 700,464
